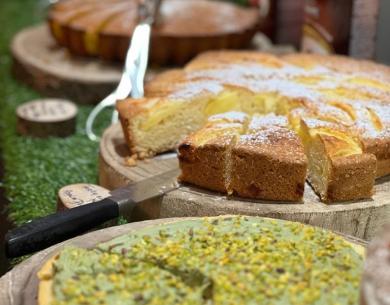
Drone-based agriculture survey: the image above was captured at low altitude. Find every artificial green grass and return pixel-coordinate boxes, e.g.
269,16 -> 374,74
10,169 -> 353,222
0,0 -> 111,226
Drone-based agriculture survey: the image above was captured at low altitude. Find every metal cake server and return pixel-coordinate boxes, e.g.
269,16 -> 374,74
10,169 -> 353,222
5,0 -> 172,258
86,0 -> 162,141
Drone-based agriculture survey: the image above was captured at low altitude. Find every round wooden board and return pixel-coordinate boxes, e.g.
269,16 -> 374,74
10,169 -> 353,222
10,24 -> 294,105
0,217 -> 366,305
11,24 -> 157,104
11,24 -> 296,105
99,123 -> 390,241
16,98 -> 78,137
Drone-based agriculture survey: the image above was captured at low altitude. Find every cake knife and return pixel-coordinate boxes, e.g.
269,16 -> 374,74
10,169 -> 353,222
5,168 -> 181,258
86,0 -> 162,141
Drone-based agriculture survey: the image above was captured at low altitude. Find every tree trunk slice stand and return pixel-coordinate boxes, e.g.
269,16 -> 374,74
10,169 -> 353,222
99,123 -> 390,241
10,24 -> 158,105
10,24 -> 293,105
56,183 -> 111,211
0,217 -> 367,305
16,99 -> 78,138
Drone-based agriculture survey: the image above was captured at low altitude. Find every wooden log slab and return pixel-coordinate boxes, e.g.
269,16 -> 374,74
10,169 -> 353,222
10,24 -> 292,105
0,217 -> 367,305
11,24 -> 120,104
56,183 -> 116,227
11,24 -> 158,105
56,183 -> 110,211
99,123 -> 390,241
16,99 -> 78,138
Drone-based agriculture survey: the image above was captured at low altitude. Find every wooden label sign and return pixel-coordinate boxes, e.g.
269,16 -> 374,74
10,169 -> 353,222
57,183 -> 111,211
16,98 -> 78,137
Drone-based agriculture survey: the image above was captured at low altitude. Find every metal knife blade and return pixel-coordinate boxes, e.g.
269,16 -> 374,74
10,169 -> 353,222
5,168 -> 181,258
110,168 -> 180,215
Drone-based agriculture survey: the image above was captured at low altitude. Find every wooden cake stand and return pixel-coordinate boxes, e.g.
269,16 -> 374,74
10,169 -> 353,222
99,123 -> 390,241
10,24 -> 291,105
11,24 -> 158,104
0,218 -> 366,305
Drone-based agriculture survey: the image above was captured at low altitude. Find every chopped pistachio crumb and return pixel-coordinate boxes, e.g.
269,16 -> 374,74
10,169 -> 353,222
52,216 -> 363,305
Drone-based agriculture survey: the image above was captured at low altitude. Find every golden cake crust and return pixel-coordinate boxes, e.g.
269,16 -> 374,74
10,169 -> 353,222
230,115 -> 307,201
178,112 -> 247,194
325,153 -> 377,202
179,138 -> 232,193
230,135 -> 307,201
37,255 -> 57,305
297,116 -> 378,202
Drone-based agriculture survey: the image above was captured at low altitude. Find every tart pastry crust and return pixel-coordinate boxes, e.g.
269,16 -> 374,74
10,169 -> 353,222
48,0 -> 260,64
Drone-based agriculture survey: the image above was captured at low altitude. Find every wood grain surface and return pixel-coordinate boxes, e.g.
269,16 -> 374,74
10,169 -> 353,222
99,123 -> 390,241
0,217 -> 366,305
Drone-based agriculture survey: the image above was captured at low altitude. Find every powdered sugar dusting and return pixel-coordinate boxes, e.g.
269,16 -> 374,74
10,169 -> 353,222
248,113 -> 288,130
157,53 -> 390,160
168,81 -> 223,100
209,111 -> 248,123
234,113 -> 304,159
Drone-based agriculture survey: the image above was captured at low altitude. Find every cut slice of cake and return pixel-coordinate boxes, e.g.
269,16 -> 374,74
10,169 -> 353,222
117,93 -> 215,158
297,117 -> 377,202
178,113 -> 307,202
229,114 -> 307,201
351,102 -> 390,178
178,112 -> 248,193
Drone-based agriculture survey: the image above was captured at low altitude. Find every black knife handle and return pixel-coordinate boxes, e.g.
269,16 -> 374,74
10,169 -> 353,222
5,197 -> 120,258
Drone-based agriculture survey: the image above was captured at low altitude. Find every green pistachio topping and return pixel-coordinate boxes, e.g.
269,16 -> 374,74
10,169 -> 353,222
52,216 -> 363,305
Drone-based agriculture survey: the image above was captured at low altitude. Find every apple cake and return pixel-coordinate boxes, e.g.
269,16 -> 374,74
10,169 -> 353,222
48,0 -> 260,64
37,216 -> 364,305
117,51 -> 390,203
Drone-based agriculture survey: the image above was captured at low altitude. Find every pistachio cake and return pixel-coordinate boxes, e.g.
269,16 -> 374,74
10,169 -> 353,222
38,216 -> 364,305
117,51 -> 390,203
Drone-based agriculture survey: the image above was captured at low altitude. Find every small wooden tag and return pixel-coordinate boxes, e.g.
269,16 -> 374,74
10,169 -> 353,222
16,98 -> 78,138
57,183 -> 111,211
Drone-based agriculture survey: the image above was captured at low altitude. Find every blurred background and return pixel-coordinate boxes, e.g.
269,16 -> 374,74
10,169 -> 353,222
248,0 -> 390,64
376,0 -> 390,64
